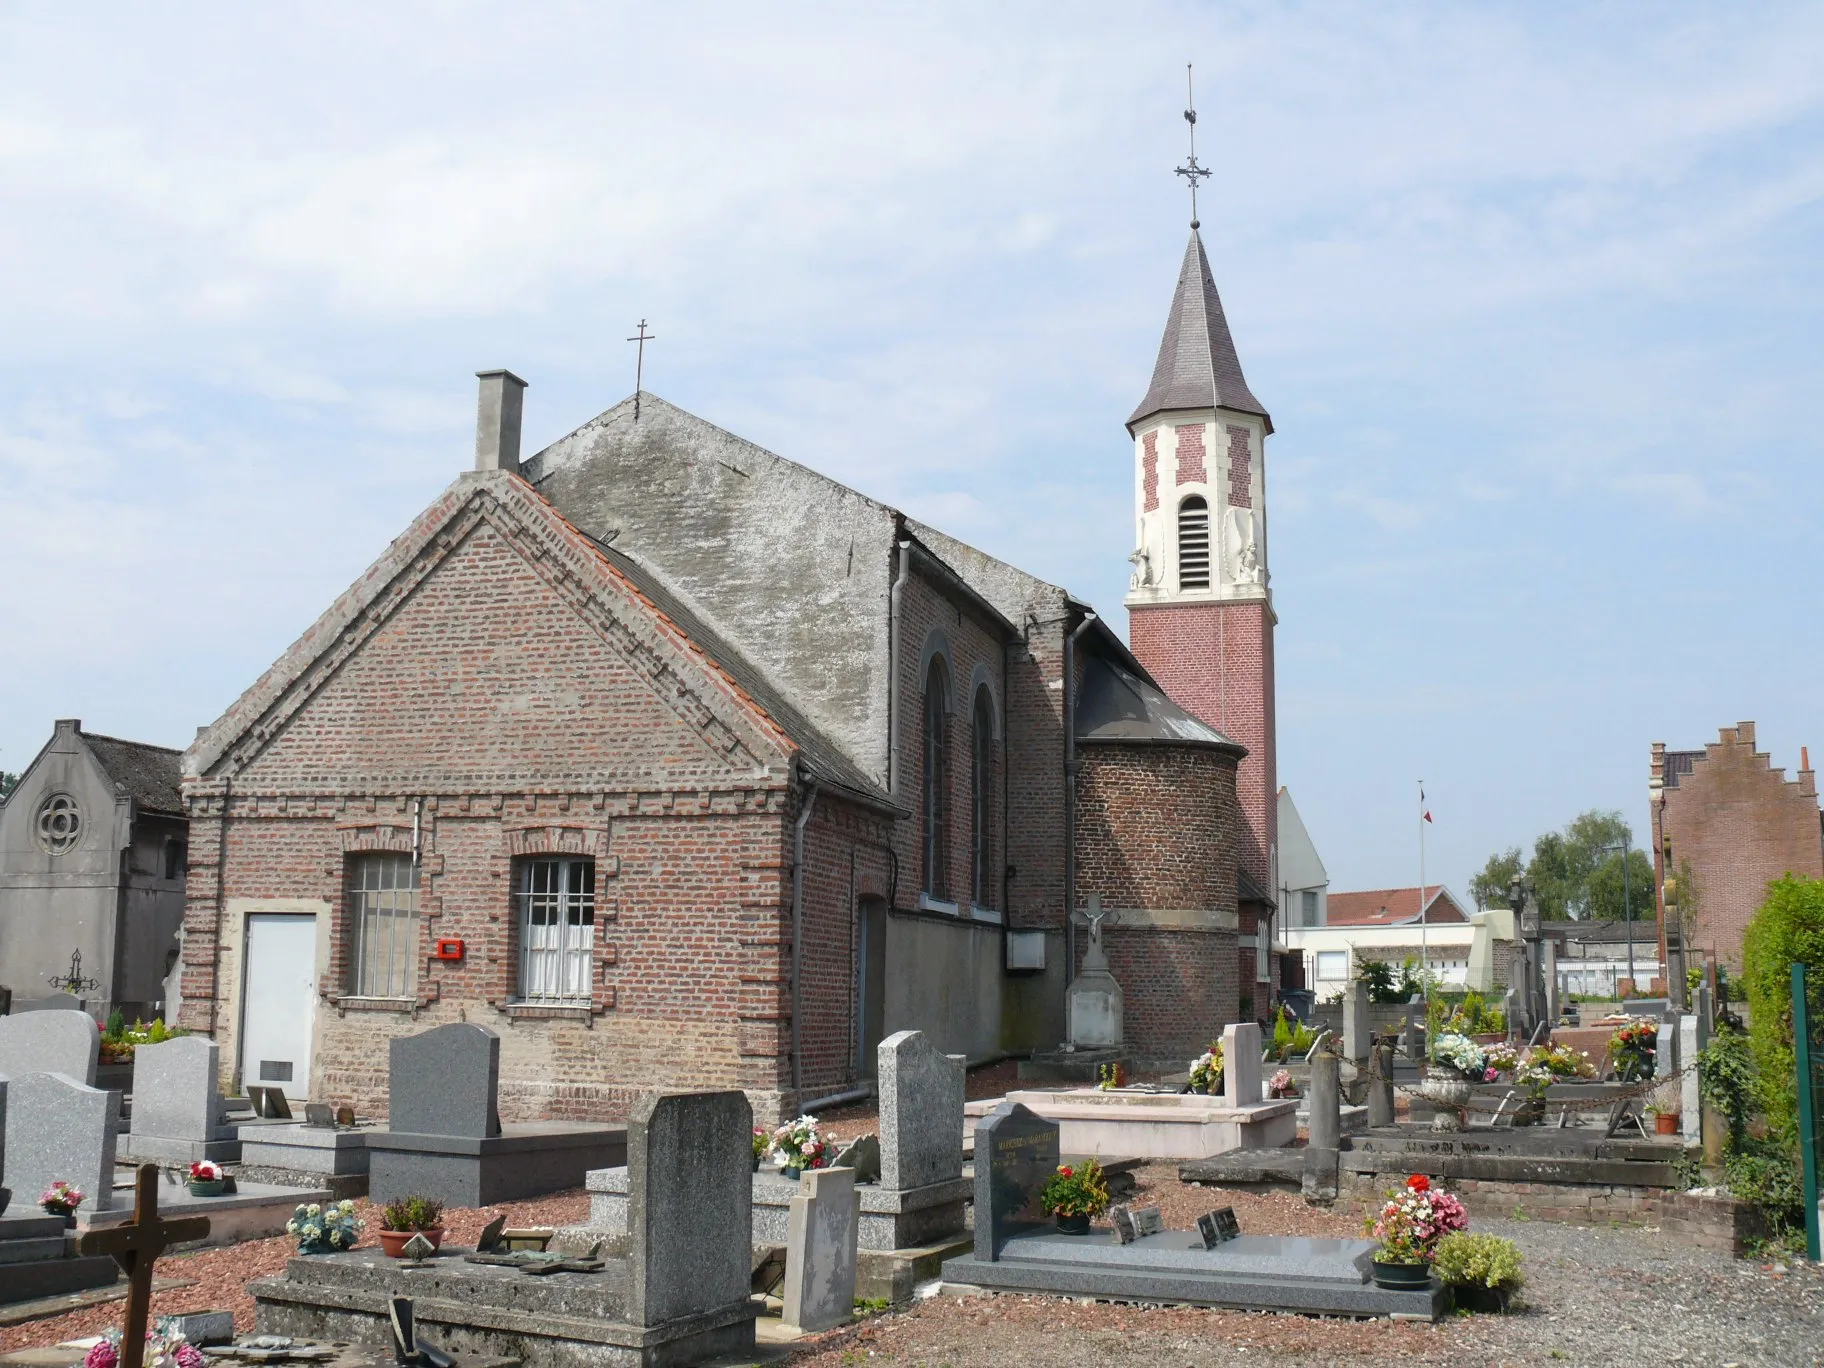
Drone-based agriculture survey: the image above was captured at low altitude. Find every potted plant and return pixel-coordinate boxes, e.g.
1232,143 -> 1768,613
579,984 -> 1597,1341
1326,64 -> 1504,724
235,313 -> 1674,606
1508,1062 -> 1554,1126
1611,1019 -> 1658,1082
287,1199 -> 363,1254
752,1128 -> 769,1173
1431,1231 -> 1524,1312
41,1180 -> 84,1226
377,1195 -> 445,1257
1421,1034 -> 1485,1129
187,1160 -> 227,1197
1364,1174 -> 1466,1289
1187,1042 -> 1224,1096
767,1115 -> 828,1178
1645,1104 -> 1680,1136
1267,1068 -> 1299,1100
1037,1158 -> 1111,1235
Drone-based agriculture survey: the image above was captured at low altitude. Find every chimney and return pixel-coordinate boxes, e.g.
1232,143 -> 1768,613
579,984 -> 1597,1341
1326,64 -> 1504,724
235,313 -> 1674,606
474,370 -> 528,474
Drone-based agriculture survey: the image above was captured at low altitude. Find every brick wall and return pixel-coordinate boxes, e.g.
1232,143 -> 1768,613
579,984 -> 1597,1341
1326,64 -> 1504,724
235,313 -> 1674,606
1656,721 -> 1823,971
1129,598 -> 1277,890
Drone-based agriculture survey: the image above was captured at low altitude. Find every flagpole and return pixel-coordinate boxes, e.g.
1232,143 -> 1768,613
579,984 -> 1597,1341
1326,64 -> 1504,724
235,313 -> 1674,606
1418,779 -> 1428,997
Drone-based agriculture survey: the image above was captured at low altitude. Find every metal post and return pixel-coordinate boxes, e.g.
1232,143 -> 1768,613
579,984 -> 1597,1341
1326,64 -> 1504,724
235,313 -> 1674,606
1622,832 -> 1635,991
1793,962 -> 1820,1264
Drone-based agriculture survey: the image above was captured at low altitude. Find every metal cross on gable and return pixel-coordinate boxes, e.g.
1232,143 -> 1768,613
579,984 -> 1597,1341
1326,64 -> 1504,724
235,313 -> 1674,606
626,319 -> 656,420
78,1165 -> 212,1368
1175,63 -> 1211,230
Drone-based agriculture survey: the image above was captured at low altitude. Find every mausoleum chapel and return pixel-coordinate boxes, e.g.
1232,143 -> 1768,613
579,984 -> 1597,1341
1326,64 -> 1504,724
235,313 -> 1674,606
175,229 -> 1294,1124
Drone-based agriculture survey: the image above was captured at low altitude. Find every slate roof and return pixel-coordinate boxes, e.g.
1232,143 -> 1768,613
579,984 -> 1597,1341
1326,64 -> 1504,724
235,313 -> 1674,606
1128,230 -> 1271,434
81,730 -> 184,816
589,538 -> 900,813
1324,886 -> 1470,927
1074,652 -> 1243,754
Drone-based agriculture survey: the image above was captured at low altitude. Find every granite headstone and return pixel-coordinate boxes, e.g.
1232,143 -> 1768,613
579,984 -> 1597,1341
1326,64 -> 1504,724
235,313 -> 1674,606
129,1036 -> 224,1146
1679,1013 -> 1707,1144
781,1166 -> 859,1334
3,1071 -> 120,1212
1341,982 -> 1370,1063
878,1030 -> 964,1191
971,1101 -> 1059,1262
0,1011 -> 100,1086
1221,1023 -> 1263,1110
388,1023 -> 501,1138
627,1089 -> 752,1329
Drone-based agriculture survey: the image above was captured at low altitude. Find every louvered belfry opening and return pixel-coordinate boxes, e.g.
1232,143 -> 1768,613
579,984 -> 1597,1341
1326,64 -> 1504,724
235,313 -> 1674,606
1178,495 -> 1211,589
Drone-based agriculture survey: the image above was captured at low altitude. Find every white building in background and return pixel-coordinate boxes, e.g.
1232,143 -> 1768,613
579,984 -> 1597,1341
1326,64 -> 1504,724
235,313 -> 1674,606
1283,885 -> 1521,999
1277,787 -> 1328,928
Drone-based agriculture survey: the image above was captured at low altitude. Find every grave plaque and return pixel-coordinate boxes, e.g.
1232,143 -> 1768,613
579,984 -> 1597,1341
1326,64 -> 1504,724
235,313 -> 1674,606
305,1103 -> 335,1128
1109,1205 -> 1138,1245
1198,1207 -> 1241,1248
1131,1206 -> 1164,1238
971,1102 -> 1059,1262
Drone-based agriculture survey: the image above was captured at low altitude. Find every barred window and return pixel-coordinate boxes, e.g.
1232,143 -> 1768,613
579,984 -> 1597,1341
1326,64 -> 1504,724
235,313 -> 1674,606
348,854 -> 418,998
1178,495 -> 1211,589
518,857 -> 595,1001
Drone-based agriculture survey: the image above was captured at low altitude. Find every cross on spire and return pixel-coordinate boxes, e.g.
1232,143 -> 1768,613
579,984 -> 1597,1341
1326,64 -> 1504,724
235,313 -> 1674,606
627,319 -> 656,420
1174,63 -> 1210,230
79,1165 -> 211,1368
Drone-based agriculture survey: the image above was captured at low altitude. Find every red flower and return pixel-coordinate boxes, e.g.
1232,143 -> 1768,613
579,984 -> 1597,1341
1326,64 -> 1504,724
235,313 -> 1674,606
1407,1174 -> 1431,1192
1058,1166 -> 1073,1178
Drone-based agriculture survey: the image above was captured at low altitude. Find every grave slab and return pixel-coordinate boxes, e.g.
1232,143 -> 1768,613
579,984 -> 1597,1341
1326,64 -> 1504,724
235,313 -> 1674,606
367,1124 -> 624,1208
78,1180 -> 334,1247
0,1211 -> 118,1306
965,1089 -> 1296,1160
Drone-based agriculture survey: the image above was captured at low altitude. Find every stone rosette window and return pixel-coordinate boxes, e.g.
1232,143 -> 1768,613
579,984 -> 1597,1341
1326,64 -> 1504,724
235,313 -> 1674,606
35,792 -> 82,854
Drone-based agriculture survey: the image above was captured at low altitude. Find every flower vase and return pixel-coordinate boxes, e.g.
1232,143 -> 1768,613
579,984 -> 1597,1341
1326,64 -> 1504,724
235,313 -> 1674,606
1420,1068 -> 1472,1131
188,1179 -> 226,1198
1055,1211 -> 1091,1236
1371,1259 -> 1433,1291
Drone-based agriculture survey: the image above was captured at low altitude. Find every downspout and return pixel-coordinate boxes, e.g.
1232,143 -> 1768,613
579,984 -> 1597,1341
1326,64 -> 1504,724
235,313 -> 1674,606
1062,611 -> 1098,987
1000,634 -> 1013,961
887,537 -> 912,803
790,769 -> 821,1106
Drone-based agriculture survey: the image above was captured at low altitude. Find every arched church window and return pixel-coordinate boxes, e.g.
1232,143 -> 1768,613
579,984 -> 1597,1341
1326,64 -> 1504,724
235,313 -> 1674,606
971,684 -> 997,909
922,657 -> 950,899
1178,496 -> 1211,589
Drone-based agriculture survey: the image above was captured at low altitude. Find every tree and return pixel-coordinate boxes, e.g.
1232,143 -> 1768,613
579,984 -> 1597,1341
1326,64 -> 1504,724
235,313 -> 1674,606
0,771 -> 18,802
1470,847 -> 1523,910
1740,875 -> 1824,1145
1586,848 -> 1656,923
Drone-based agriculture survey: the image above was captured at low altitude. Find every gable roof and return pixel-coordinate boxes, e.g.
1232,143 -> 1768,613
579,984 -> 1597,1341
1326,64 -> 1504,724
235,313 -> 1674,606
82,731 -> 184,816
1325,886 -> 1469,927
185,470 -> 894,808
1128,230 -> 1271,434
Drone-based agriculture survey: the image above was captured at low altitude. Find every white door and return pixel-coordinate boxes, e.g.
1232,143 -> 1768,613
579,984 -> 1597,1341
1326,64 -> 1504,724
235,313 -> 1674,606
242,913 -> 317,1099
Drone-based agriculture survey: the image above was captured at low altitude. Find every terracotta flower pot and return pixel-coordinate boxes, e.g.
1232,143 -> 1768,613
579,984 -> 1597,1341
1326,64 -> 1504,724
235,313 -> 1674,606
1654,1111 -> 1679,1136
378,1227 -> 444,1258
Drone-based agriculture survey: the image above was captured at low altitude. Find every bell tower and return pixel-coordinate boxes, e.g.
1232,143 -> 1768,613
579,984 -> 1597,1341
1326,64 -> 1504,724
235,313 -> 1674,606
1125,100 -> 1278,921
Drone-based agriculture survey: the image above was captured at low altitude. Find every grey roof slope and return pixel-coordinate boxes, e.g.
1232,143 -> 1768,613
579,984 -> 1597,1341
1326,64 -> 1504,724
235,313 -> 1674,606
590,538 -> 900,813
1074,653 -> 1244,755
81,730 -> 184,815
1128,230 -> 1271,434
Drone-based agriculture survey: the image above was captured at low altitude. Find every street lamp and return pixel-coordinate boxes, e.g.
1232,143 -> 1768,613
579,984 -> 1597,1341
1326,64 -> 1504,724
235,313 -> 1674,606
1599,836 -> 1635,994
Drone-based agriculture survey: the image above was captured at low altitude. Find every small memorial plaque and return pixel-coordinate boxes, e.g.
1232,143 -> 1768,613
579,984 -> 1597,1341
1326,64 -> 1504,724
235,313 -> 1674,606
1131,1206 -> 1165,1238
304,1103 -> 335,1128
1197,1207 -> 1241,1248
1109,1205 -> 1138,1245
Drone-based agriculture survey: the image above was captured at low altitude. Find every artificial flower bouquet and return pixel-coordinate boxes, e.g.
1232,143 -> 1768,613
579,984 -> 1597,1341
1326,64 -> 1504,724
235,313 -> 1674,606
768,1115 -> 829,1174
187,1159 -> 226,1195
1365,1174 -> 1468,1265
1188,1042 -> 1225,1095
40,1180 -> 84,1216
1037,1158 -> 1111,1218
1428,1032 -> 1488,1080
287,1198 -> 363,1254
1481,1042 -> 1520,1077
1267,1068 -> 1299,1099
1610,1018 -> 1658,1080
1527,1041 -> 1597,1079
84,1318 -> 203,1368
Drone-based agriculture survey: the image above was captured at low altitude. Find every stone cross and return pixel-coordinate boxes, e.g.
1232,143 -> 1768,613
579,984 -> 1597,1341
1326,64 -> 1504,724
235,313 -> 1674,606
79,1165 -> 211,1368
1075,895 -> 1116,954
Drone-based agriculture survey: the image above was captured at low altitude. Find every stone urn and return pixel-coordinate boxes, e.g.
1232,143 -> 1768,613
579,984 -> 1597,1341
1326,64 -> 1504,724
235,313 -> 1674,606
1420,1067 -> 1472,1131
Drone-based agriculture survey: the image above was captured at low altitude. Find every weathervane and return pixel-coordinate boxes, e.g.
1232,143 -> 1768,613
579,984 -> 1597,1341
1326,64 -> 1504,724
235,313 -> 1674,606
627,319 -> 656,420
1175,63 -> 1210,230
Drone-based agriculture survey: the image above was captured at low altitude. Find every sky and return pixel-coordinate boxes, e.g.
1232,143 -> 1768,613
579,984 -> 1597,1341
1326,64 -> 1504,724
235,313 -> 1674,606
2,2 -> 1821,901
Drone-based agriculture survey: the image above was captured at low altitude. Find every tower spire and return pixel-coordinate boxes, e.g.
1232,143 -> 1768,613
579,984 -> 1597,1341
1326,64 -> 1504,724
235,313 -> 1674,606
1175,64 -> 1210,231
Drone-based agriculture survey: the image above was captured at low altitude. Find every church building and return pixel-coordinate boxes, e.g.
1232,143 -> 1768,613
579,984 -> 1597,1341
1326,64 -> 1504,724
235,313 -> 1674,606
179,228 -> 1295,1124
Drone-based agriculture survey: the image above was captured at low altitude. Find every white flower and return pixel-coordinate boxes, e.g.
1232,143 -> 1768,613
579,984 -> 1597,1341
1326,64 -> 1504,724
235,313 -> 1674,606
305,1203 -> 322,1217
338,1200 -> 356,1213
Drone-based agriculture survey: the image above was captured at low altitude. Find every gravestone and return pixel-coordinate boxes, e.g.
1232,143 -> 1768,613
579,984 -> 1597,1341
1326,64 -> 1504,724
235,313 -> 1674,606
831,1134 -> 880,1184
971,1102 -> 1059,1261
1679,1013 -> 1707,1144
1694,983 -> 1715,1038
0,1010 -> 100,1086
126,1036 -> 235,1162
878,1030 -> 964,1190
388,1024 -> 501,1137
1655,1016 -> 1678,1082
780,1166 -> 859,1335
1367,1043 -> 1396,1128
4,1071 -> 121,1212
627,1089 -> 752,1330
1341,983 -> 1370,1063
1066,897 -> 1123,1048
1303,1047 -> 1342,1203
13,994 -> 85,1014
1221,1022 -> 1263,1110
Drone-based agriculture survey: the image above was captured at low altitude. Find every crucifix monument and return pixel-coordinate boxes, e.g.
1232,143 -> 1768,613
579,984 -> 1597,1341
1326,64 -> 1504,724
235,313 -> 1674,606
78,1165 -> 211,1368
1067,895 -> 1124,1050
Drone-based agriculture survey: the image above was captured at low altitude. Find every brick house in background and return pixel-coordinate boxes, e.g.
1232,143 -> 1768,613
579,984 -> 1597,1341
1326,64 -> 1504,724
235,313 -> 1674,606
179,228 -> 1296,1123
1650,721 -> 1823,974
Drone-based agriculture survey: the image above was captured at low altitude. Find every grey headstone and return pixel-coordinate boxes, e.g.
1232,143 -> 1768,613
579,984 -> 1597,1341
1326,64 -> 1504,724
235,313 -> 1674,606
1307,1051 -> 1341,1151
971,1101 -> 1058,1262
831,1133 -> 880,1184
781,1166 -> 859,1334
129,1036 -> 223,1143
878,1031 -> 964,1191
163,1311 -> 235,1347
0,1011 -> 100,1086
1221,1023 -> 1263,1109
627,1090 -> 751,1329
1679,1014 -> 1706,1143
3,1071 -> 121,1213
1367,1043 -> 1396,1128
12,994 -> 85,1014
1341,983 -> 1370,1063
388,1024 -> 501,1138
